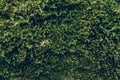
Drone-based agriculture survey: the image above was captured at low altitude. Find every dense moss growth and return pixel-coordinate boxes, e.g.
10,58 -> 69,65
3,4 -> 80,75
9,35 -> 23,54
0,0 -> 120,80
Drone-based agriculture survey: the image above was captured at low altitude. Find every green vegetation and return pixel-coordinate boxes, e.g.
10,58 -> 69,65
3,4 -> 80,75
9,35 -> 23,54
0,0 -> 120,80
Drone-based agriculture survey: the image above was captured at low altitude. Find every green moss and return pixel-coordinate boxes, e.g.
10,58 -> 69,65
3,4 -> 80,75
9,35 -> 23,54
0,0 -> 120,80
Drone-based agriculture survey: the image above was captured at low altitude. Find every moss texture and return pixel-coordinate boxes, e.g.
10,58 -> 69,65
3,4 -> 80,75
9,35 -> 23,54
0,0 -> 120,80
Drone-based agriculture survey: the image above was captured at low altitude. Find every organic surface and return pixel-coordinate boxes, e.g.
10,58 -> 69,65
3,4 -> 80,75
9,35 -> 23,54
0,0 -> 120,80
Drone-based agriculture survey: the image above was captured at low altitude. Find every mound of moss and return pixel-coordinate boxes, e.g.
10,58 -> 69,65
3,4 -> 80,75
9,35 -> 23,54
0,0 -> 120,80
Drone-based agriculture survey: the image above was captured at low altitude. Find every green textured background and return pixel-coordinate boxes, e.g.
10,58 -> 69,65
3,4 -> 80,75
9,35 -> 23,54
0,0 -> 120,80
